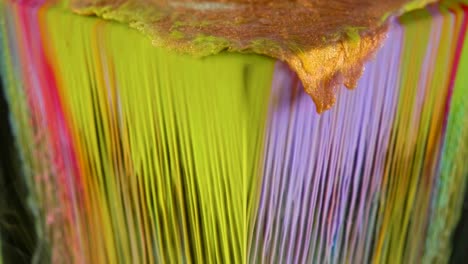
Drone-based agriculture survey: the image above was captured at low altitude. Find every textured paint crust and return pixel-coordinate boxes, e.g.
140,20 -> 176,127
71,0 -> 437,112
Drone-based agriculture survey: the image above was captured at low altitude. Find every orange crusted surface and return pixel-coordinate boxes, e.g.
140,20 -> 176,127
72,0 -> 437,112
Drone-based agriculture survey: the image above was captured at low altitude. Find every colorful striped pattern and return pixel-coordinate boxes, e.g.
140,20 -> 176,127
1,1 -> 468,263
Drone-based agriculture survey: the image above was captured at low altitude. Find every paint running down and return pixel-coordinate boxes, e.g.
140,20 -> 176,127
1,1 -> 468,263
72,0 -> 439,112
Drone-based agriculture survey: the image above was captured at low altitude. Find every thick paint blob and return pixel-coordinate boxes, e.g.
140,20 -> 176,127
71,0 -> 439,112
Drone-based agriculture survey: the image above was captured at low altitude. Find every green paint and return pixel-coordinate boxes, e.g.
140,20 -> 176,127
424,8 -> 468,264
41,5 -> 276,262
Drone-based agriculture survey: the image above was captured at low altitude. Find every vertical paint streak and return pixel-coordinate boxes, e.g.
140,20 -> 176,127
1,1 -> 468,263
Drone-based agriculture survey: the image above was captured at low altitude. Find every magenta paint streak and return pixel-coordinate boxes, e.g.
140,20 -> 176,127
443,5 -> 468,129
17,0 -> 83,202
13,0 -> 85,260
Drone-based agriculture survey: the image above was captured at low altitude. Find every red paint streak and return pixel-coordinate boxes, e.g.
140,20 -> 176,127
14,1 -> 84,261
443,5 -> 468,126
